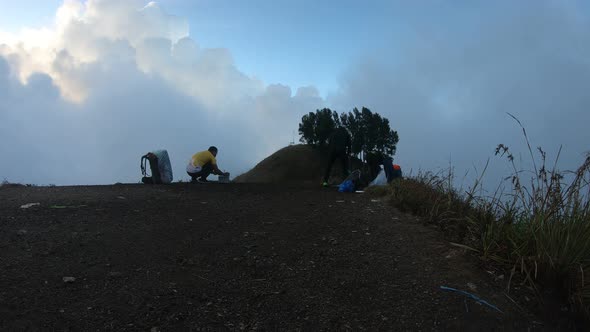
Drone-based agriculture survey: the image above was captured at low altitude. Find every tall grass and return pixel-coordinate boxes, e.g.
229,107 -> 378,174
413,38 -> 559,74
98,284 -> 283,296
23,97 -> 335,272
383,116 -> 590,317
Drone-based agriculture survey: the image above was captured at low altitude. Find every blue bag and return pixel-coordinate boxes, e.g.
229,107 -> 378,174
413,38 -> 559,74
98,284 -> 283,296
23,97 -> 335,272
338,180 -> 355,193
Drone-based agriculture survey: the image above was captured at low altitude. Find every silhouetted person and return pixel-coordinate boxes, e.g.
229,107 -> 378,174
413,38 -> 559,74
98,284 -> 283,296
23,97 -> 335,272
366,151 -> 401,183
186,146 -> 228,183
323,127 -> 352,186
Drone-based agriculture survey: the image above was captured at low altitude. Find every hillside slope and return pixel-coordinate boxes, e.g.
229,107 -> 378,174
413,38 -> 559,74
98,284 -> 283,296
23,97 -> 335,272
234,144 -> 362,184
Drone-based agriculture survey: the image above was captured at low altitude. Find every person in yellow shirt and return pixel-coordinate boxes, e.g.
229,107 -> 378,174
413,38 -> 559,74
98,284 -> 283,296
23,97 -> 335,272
186,146 -> 228,183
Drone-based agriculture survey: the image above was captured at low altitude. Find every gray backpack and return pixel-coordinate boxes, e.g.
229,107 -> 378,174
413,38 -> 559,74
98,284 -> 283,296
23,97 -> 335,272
141,149 -> 173,184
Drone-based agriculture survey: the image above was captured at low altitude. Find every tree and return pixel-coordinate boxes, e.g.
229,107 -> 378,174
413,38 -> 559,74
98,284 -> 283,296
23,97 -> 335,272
340,107 -> 398,158
339,108 -> 362,155
299,106 -> 398,158
298,108 -> 340,146
298,112 -> 317,145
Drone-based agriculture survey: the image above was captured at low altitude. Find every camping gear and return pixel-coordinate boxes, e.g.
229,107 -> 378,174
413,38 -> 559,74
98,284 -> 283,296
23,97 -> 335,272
218,173 -> 230,183
369,167 -> 388,186
141,149 -> 173,184
338,170 -> 360,192
392,164 -> 402,179
338,180 -> 355,192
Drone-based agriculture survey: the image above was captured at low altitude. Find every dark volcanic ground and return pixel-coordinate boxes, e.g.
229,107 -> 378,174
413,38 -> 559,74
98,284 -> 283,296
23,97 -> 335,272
0,183 -> 547,330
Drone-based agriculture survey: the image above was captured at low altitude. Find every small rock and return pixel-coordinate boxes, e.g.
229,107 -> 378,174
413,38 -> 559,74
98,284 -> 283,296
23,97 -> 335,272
63,277 -> 76,283
151,327 -> 161,332
16,229 -> 28,236
108,272 -> 123,278
117,196 -> 126,200
467,282 -> 477,291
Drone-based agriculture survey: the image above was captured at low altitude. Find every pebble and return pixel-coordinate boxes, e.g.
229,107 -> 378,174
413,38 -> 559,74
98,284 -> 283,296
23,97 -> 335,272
63,277 -> 76,283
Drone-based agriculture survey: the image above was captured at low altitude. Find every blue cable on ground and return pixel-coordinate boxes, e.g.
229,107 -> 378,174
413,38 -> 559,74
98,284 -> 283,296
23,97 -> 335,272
440,286 -> 503,314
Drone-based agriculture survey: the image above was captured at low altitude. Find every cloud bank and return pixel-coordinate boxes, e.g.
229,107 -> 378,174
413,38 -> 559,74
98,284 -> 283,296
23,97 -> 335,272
329,1 -> 590,189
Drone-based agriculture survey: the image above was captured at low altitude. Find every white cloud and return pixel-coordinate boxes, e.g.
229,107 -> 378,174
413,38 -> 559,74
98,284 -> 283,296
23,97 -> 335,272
329,1 -> 590,189
0,0 -> 322,184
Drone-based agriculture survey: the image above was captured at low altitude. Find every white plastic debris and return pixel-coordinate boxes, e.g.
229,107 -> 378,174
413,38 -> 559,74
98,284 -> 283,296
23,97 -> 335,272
369,168 -> 388,186
20,203 -> 40,209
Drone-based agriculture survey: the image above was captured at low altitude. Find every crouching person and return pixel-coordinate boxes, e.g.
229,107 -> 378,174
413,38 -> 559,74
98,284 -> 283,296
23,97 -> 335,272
366,151 -> 401,184
186,146 -> 228,183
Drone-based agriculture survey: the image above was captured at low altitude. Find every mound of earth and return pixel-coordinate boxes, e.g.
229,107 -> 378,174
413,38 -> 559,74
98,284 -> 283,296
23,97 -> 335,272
234,144 -> 363,184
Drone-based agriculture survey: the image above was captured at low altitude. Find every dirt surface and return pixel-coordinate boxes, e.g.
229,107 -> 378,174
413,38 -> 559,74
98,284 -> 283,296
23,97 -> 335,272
0,183 -> 547,330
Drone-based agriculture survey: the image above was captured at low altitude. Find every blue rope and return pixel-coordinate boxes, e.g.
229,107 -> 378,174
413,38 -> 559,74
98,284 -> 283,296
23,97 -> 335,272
440,286 -> 503,313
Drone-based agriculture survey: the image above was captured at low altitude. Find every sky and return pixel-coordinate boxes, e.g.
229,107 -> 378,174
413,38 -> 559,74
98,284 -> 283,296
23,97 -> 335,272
1,0 -> 589,190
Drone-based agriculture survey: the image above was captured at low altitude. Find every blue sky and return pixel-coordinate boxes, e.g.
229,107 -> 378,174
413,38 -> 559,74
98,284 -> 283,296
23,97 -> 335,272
170,0 -> 400,96
0,0 -> 399,96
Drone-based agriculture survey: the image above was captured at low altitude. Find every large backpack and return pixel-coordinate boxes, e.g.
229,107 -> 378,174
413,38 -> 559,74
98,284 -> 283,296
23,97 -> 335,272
392,164 -> 403,179
141,149 -> 173,184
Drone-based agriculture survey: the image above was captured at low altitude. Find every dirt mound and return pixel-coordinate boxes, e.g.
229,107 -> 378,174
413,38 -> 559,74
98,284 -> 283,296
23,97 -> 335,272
234,144 -> 361,184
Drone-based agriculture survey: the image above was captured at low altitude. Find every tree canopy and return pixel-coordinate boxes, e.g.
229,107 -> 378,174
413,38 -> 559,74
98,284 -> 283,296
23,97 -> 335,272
299,107 -> 399,158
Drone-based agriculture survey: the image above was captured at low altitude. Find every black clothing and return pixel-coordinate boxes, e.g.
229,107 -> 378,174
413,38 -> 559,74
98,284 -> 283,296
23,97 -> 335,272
328,127 -> 352,154
323,128 -> 352,183
187,161 -> 214,182
323,150 -> 349,183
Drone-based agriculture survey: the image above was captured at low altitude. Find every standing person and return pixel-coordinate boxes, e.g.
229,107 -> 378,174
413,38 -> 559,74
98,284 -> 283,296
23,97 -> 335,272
186,146 -> 228,183
322,127 -> 352,187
